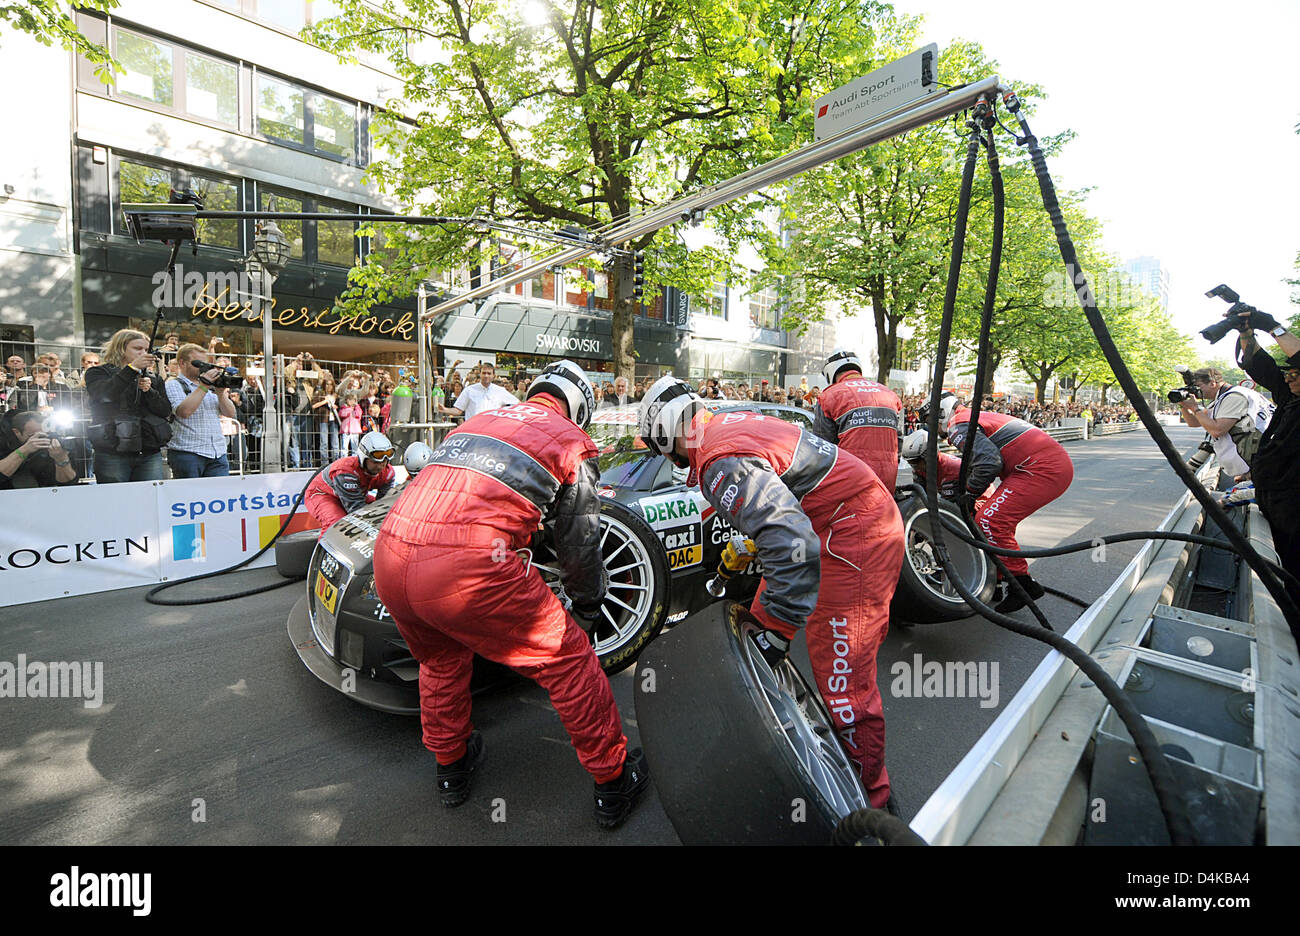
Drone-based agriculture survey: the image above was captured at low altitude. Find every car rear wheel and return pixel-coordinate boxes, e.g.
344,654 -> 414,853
634,601 -> 870,844
890,495 -> 996,624
532,499 -> 669,675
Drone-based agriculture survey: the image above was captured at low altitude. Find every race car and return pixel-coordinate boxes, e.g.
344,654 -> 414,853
285,403 -> 995,713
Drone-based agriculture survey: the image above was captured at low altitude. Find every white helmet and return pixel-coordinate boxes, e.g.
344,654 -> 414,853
358,431 -> 395,464
639,376 -> 704,461
403,441 -> 434,475
822,348 -> 864,385
526,359 -> 595,429
901,429 -> 929,462
919,391 -> 960,436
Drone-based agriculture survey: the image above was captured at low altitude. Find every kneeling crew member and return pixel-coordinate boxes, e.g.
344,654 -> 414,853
901,428 -> 962,499
812,348 -> 904,490
929,392 -> 1074,613
641,377 -> 904,810
303,431 -> 397,537
373,361 -> 648,829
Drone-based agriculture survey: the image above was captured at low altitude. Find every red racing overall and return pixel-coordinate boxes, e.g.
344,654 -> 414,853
812,376 -> 903,490
688,409 -> 905,807
946,408 -> 1075,576
372,395 -> 627,782
304,455 -> 396,537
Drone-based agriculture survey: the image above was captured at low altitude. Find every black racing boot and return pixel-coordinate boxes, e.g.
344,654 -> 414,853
994,574 -> 1046,614
436,730 -> 484,808
594,748 -> 649,830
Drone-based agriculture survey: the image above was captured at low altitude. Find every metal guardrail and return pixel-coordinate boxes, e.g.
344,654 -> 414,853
1092,422 -> 1141,436
909,458 -> 1225,845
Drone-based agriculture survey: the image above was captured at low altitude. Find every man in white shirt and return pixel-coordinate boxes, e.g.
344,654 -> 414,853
444,363 -> 518,421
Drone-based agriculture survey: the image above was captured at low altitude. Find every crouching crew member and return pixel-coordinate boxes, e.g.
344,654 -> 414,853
811,348 -> 904,491
373,361 -> 648,829
927,392 -> 1074,613
901,428 -> 963,498
640,376 -> 904,810
303,431 -> 397,537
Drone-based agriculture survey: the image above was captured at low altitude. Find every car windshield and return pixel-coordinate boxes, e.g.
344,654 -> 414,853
587,405 -> 656,486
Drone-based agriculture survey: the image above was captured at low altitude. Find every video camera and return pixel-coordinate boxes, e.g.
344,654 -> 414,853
198,365 -> 245,391
1166,365 -> 1200,404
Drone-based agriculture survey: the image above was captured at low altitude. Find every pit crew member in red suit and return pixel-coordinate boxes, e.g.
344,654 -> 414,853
303,430 -> 397,537
928,391 -> 1074,613
811,348 -> 904,491
640,376 -> 904,811
373,361 -> 648,829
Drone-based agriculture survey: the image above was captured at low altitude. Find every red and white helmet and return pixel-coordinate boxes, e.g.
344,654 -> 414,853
639,376 -> 704,460
526,359 -> 596,429
822,348 -> 864,385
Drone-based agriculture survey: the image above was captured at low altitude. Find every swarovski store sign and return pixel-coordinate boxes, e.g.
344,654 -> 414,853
431,296 -> 676,366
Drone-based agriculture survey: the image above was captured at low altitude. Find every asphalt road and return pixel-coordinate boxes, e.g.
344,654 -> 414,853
0,424 -> 1205,845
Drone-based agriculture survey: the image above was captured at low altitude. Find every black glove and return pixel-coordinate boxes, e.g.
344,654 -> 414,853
572,602 -> 604,634
753,629 -> 790,669
956,491 -> 979,516
1247,307 -> 1280,332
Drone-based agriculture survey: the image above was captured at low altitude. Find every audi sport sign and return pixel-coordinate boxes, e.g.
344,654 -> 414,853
813,44 -> 940,142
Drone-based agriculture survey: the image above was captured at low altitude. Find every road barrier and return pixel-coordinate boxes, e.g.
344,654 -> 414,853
1092,422 -> 1141,436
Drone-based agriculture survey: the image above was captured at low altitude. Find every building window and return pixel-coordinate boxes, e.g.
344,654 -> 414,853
309,91 -> 356,160
257,74 -> 305,146
115,28 -> 173,107
251,0 -> 343,33
184,51 -> 238,127
259,187 -> 358,266
255,73 -> 357,162
316,201 -> 357,266
98,26 -> 239,129
370,110 -> 415,166
260,189 -> 304,259
115,156 -> 242,252
749,280 -> 782,330
695,280 -> 727,318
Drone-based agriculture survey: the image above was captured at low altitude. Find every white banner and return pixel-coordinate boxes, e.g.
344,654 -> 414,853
0,484 -> 160,605
0,473 -> 319,607
813,44 -> 940,141
156,474 -> 319,581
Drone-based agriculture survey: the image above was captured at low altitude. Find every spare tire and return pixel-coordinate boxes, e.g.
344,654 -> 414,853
532,498 -> 670,675
274,529 -> 319,579
890,495 -> 996,624
635,601 -> 870,844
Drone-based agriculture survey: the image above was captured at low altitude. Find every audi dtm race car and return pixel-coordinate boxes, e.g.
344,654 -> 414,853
285,404 -> 994,713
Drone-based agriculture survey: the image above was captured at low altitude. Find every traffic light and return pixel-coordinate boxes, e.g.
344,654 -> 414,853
632,250 -> 646,304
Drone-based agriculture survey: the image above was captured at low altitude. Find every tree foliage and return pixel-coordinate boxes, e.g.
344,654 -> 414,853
310,0 -> 902,376
1,0 -> 119,80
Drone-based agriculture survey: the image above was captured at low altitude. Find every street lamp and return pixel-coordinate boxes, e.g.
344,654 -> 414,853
246,209 -> 290,472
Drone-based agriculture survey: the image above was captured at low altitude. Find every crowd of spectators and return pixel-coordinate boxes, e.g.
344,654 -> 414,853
899,393 -> 1137,433
1,334 -> 1148,490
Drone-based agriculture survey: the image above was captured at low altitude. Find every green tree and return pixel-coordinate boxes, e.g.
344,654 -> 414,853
309,0 -> 896,378
2,0 -> 119,79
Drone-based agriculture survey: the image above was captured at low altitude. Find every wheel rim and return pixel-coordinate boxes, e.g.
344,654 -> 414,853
533,512 -> 654,658
904,505 -> 988,605
736,618 -> 870,819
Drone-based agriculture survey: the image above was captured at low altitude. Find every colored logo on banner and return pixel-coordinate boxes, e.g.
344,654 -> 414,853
242,512 -> 319,551
172,523 -> 207,561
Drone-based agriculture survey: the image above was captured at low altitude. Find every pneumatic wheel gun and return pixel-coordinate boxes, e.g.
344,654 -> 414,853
706,534 -> 759,597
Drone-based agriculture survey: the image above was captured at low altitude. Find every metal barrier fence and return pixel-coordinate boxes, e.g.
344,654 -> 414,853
1092,422 -> 1141,436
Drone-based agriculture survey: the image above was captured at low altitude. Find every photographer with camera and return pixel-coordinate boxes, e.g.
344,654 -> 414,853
165,343 -> 238,478
1176,366 -> 1272,480
0,410 -> 79,489
1233,307 -> 1300,627
84,329 -> 173,483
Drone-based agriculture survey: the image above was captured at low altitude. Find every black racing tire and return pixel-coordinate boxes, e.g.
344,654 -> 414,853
635,601 -> 870,844
890,496 -> 997,624
534,498 -> 670,676
274,529 -> 319,579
